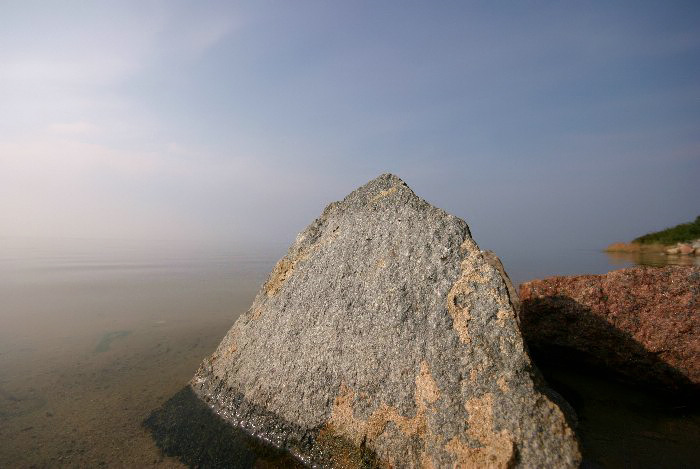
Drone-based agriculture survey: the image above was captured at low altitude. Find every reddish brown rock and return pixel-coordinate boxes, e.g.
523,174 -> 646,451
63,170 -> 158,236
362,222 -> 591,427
519,266 -> 700,394
678,243 -> 695,255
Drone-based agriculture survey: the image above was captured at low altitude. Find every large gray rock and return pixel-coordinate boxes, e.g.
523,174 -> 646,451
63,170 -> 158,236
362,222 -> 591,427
192,174 -> 580,468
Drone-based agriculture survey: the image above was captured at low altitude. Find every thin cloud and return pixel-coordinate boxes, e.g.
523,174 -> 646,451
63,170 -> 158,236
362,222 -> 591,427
47,121 -> 101,136
164,16 -> 239,56
0,2 -> 697,249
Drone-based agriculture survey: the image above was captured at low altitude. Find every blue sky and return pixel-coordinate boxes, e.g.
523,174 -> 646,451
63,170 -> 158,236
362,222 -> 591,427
1,1 -> 699,254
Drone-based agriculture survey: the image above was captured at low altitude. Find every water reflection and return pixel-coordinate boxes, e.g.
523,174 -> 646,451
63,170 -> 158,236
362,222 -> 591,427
606,250 -> 700,268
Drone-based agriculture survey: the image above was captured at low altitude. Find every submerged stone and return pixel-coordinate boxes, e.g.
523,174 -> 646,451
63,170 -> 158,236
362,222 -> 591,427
191,174 -> 580,468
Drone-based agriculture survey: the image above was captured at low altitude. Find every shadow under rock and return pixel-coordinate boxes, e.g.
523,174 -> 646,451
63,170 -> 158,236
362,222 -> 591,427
521,295 -> 698,398
521,295 -> 700,468
143,386 -> 305,469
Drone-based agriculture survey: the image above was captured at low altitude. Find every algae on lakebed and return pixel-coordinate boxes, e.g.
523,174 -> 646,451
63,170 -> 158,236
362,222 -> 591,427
0,386 -> 46,419
94,330 -> 131,353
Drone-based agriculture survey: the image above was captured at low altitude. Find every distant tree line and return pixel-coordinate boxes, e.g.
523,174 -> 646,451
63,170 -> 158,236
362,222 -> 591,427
633,216 -> 700,245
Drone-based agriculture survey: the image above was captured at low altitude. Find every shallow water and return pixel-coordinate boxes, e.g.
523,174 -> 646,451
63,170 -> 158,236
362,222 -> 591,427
0,237 -> 278,468
0,237 -> 696,467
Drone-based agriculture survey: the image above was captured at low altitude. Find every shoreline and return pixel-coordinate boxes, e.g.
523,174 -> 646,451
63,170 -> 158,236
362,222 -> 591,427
605,241 -> 699,256
604,242 -> 668,253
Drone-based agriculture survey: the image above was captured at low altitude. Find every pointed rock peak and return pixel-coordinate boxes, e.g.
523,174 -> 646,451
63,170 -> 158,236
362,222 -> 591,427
363,172 -> 407,187
337,173 -> 416,208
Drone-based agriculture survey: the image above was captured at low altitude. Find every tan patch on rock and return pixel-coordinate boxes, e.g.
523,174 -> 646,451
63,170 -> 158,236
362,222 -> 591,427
216,326 -> 241,361
207,333 -> 240,378
316,424 -> 386,469
446,263 -> 475,344
445,435 -> 515,469
499,337 -> 510,355
468,361 -> 488,383
497,377 -> 509,393
263,229 -> 341,296
543,398 -> 575,438
482,250 -> 521,318
416,361 -> 440,405
448,302 -> 472,344
326,361 -> 441,458
447,242 -> 484,344
421,452 -> 436,469
496,309 -> 510,327
444,393 -> 515,468
447,240 -> 518,345
264,257 -> 299,296
370,185 -> 399,202
250,307 -> 263,320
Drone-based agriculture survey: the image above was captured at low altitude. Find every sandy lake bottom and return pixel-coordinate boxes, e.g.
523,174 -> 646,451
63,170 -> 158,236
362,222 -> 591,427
0,238 -> 697,468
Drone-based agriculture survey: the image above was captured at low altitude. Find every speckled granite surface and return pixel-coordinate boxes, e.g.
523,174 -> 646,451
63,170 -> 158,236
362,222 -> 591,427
192,174 -> 580,468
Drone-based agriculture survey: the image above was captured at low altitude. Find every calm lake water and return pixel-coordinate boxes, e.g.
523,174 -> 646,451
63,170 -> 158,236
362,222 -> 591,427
0,237 -> 697,467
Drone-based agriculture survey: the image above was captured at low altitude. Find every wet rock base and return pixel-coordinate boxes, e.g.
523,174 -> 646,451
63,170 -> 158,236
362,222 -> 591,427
144,386 -> 380,469
146,366 -> 700,469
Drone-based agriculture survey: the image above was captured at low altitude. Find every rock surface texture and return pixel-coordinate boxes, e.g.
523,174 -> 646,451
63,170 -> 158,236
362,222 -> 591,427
192,174 -> 580,468
520,266 -> 700,394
